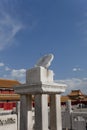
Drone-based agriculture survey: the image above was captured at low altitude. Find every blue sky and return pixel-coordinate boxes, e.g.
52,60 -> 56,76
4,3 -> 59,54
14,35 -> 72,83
0,0 -> 87,94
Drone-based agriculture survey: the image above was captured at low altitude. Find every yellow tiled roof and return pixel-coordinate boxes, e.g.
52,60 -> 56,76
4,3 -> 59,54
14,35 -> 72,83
68,90 -> 84,96
0,79 -> 21,88
61,90 -> 87,103
61,96 -> 70,102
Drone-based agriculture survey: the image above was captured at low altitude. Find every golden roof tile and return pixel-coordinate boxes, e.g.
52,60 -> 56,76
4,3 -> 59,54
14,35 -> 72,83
0,79 -> 21,88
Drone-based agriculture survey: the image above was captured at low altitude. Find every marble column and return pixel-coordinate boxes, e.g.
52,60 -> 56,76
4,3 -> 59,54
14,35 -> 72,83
17,101 -> 20,130
66,100 -> 72,113
50,94 -> 62,130
27,95 -> 33,130
35,94 -> 48,130
20,95 -> 32,130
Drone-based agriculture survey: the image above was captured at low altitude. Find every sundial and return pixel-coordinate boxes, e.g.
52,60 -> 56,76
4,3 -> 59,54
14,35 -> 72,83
35,54 -> 54,68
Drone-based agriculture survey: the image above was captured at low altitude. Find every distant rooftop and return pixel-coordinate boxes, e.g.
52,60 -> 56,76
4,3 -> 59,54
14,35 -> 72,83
68,90 -> 85,97
61,89 -> 87,103
0,79 -> 21,88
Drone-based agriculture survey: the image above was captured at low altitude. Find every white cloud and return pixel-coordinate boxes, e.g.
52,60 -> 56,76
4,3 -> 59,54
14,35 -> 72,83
11,69 -> 26,77
72,67 -> 82,72
5,66 -> 11,71
0,12 -> 24,50
0,62 -> 4,67
1,68 -> 26,83
0,61 -> 26,83
55,78 -> 87,95
73,68 -> 77,72
11,69 -> 26,82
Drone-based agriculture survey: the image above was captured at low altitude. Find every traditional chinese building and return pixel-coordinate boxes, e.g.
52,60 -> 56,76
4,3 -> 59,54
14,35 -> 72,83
0,79 -> 20,111
61,90 -> 87,106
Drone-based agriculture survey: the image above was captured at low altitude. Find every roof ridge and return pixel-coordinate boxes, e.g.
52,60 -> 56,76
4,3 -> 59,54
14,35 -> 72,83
0,78 -> 19,82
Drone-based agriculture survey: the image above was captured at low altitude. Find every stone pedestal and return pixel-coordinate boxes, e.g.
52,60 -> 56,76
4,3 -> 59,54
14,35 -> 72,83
14,67 -> 66,130
26,67 -> 54,84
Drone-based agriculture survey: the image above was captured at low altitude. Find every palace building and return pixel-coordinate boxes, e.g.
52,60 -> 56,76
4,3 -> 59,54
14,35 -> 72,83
61,90 -> 87,106
0,79 -> 20,111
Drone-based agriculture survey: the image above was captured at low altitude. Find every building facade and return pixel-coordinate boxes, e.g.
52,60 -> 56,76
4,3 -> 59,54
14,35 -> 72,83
61,90 -> 87,107
0,79 -> 20,111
